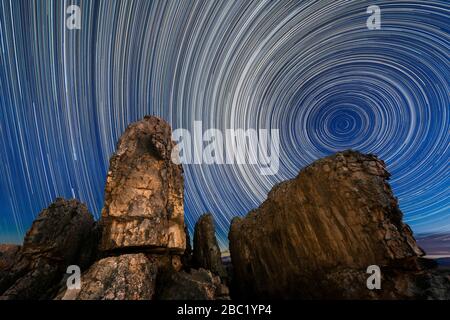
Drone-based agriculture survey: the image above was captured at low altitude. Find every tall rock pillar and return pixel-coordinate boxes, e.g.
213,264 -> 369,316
99,116 -> 185,253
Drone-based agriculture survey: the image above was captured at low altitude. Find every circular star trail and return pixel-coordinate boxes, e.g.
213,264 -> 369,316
0,1 -> 448,248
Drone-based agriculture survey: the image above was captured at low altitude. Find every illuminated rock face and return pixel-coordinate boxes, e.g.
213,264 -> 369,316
59,254 -> 158,300
99,116 -> 185,253
229,150 -> 450,299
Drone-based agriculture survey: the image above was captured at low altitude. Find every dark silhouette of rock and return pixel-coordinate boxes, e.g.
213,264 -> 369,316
0,198 -> 97,300
193,214 -> 226,279
181,224 -> 193,269
58,254 -> 157,300
229,150 -> 450,299
156,268 -> 230,300
99,116 -> 185,253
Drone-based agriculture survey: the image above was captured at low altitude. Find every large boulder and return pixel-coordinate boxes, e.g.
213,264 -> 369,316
58,254 -> 158,300
0,198 -> 97,300
99,116 -> 185,253
229,150 -> 449,299
193,214 -> 226,279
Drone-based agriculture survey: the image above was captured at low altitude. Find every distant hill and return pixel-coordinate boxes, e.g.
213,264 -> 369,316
416,233 -> 450,259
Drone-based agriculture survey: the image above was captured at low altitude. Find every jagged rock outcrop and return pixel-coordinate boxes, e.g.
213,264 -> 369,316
58,254 -> 158,300
0,116 -> 232,300
193,214 -> 226,279
99,116 -> 185,253
229,150 -> 450,299
0,198 -> 97,300
156,268 -> 230,300
56,116 -> 194,300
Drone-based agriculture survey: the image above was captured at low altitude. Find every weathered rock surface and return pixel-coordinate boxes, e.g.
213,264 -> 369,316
0,244 -> 20,271
193,214 -> 226,279
99,116 -> 185,253
0,198 -> 97,300
58,254 -> 157,300
0,244 -> 21,291
156,268 -> 230,300
229,150 -> 450,299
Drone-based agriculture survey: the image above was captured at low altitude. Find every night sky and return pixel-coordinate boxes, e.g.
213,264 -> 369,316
0,1 -> 448,249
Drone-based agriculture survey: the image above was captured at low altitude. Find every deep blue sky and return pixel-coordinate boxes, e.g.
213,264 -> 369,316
0,1 -> 449,248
